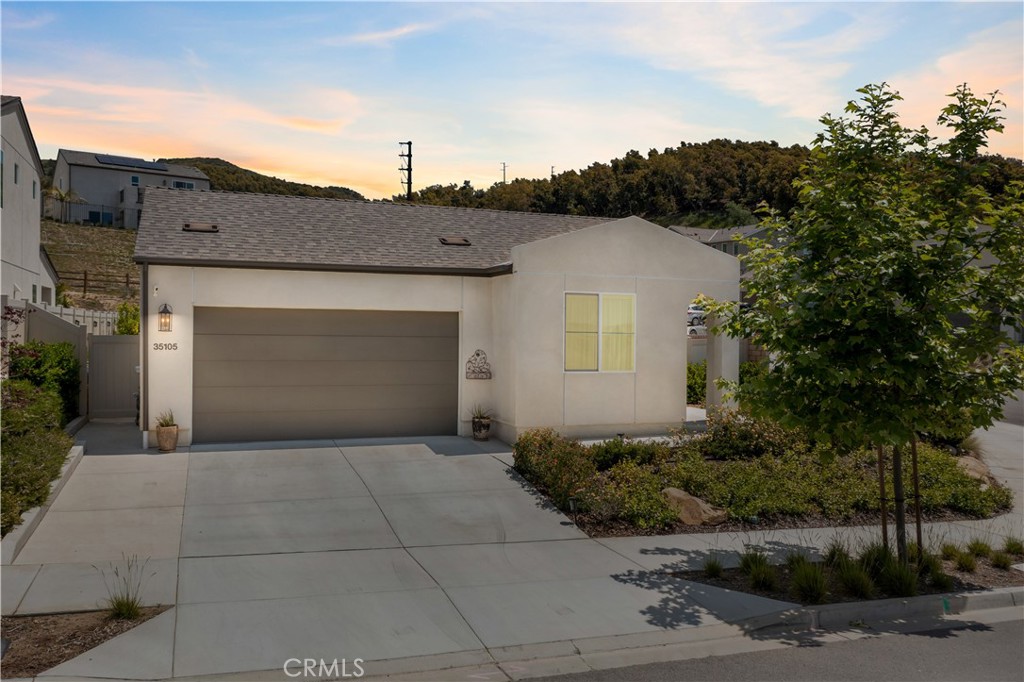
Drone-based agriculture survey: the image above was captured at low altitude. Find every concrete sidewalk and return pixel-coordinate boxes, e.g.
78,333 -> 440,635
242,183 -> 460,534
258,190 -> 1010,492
1,421 -> 1020,681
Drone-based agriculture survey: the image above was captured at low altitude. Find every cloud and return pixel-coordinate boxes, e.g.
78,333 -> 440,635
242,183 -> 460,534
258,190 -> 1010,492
321,21 -> 437,47
2,10 -> 56,30
8,75 -> 360,135
889,20 -> 1023,158
540,3 -> 890,121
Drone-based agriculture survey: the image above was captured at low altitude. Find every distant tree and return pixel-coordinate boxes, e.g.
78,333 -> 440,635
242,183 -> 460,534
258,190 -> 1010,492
706,84 -> 1024,563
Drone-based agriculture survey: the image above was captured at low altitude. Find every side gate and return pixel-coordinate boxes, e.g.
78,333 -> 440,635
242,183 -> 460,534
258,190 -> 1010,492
89,335 -> 139,418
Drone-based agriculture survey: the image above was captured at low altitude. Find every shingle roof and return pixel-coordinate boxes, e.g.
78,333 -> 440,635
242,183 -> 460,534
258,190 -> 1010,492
58,149 -> 209,180
669,224 -> 765,244
134,188 -> 611,274
1,95 -> 21,107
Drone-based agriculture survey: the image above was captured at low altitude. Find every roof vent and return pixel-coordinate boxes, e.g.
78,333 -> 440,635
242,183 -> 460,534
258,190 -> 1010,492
183,222 -> 219,233
439,236 -> 471,246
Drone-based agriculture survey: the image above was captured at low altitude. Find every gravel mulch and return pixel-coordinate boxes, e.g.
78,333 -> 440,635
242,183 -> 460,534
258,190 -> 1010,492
1,606 -> 170,679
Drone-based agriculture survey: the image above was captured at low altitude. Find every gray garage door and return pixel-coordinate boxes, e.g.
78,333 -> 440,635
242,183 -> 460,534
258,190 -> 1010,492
193,308 -> 458,443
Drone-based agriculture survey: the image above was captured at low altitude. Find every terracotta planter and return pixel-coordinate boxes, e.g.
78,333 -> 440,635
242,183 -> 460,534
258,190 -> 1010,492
471,417 -> 492,441
156,425 -> 179,452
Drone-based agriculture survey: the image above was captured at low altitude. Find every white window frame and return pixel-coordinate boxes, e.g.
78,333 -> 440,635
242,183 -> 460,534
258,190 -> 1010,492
563,291 -> 637,374
131,175 -> 140,186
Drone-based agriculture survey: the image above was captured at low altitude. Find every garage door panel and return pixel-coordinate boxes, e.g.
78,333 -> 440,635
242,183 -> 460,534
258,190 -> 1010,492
192,308 -> 459,442
194,360 -> 456,389
194,335 -> 458,363
194,408 -> 456,443
194,308 -> 459,338
194,383 -> 458,414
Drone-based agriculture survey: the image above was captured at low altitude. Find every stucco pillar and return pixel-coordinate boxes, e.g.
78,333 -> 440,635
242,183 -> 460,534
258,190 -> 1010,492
705,314 -> 739,410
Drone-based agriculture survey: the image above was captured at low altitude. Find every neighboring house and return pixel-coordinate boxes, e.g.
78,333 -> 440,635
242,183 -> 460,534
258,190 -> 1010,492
48,150 -> 210,229
2,95 -> 57,305
135,189 -> 740,447
670,224 -> 768,276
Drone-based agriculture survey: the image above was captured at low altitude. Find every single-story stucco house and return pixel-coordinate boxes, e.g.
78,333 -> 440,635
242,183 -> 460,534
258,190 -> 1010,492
134,188 -> 739,447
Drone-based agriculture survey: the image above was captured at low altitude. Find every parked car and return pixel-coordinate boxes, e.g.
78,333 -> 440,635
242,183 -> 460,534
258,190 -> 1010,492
687,304 -> 705,326
687,325 -> 707,337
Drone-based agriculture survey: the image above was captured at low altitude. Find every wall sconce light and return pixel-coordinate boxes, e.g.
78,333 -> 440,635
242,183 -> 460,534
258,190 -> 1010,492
158,304 -> 173,332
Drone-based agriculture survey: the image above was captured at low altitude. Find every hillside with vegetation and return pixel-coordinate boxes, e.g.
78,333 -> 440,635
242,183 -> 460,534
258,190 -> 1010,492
160,157 -> 364,200
397,140 -> 1024,227
40,220 -> 138,311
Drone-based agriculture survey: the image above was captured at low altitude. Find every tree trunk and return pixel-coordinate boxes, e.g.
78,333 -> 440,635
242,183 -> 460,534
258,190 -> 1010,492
911,436 -> 923,561
892,443 -> 908,563
876,445 -> 889,551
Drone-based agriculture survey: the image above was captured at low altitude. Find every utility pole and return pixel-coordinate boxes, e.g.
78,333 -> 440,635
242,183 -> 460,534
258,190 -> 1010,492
551,166 -> 555,180
500,162 -> 507,184
398,141 -> 412,200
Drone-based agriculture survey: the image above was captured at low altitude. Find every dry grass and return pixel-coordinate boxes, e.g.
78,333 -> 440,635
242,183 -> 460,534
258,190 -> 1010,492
40,220 -> 138,311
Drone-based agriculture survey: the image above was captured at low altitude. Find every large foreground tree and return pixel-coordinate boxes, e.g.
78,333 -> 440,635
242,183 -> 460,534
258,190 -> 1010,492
709,84 -> 1024,562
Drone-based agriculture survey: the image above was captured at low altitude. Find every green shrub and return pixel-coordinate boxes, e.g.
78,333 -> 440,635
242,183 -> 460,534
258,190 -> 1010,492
686,360 -> 706,406
991,552 -> 1012,570
878,557 -> 918,598
115,302 -> 140,335
703,556 -> 724,579
1,380 -> 74,533
908,443 -> 1012,517
836,560 -> 875,599
940,543 -> 960,561
739,549 -> 769,576
791,562 -> 827,604
918,408 -> 978,451
584,460 -> 676,530
918,553 -> 943,578
748,563 -> 778,591
0,379 -> 63,434
824,538 -> 852,569
9,340 -> 81,424
967,539 -> 992,558
588,437 -> 668,472
930,571 -> 954,591
858,542 -> 893,581
739,360 -> 768,386
695,408 -> 805,461
1003,537 -> 1024,557
785,551 -> 810,571
512,429 -> 595,510
955,553 -> 977,573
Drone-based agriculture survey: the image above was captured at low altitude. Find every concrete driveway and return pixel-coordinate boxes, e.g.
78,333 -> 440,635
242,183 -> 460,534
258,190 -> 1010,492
3,434 -> 793,680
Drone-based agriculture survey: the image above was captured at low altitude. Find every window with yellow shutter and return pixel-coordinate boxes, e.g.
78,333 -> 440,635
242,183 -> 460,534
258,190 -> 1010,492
565,293 -> 635,372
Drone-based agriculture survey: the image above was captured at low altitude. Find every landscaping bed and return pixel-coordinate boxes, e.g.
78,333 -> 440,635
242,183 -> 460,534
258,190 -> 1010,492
675,538 -> 1024,607
512,410 -> 1014,538
0,606 -> 169,679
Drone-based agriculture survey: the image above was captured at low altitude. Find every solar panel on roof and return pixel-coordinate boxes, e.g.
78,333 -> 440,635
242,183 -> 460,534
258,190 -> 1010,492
94,154 -> 169,172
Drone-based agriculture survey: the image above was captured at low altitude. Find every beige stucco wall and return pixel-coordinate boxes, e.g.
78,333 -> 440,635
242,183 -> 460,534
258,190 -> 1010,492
142,216 -> 739,446
507,216 -> 739,439
143,265 -> 499,446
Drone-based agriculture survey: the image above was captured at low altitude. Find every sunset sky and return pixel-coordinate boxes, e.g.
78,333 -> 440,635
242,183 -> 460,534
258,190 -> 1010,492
3,1 -> 1022,200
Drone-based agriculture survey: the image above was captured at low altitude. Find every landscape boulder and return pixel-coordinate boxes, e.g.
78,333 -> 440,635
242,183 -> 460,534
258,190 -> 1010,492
662,487 -> 728,526
956,456 -> 997,488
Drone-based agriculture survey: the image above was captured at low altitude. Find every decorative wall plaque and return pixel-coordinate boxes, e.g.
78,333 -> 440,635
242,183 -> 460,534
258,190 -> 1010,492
466,349 -> 492,379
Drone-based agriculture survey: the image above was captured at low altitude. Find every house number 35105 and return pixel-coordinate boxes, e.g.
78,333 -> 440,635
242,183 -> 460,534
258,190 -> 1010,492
153,343 -> 179,351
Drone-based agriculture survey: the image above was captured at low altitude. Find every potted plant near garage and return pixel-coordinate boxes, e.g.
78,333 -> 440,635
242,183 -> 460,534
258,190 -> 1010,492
155,410 -> 178,453
471,405 -> 494,441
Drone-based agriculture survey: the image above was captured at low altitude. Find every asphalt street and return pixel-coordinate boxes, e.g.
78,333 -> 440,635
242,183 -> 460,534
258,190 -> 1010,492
533,619 -> 1024,682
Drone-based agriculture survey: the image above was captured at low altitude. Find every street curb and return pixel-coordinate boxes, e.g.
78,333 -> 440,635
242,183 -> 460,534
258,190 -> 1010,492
1,445 -> 84,566
738,585 -> 1024,634
132,588 -> 1024,682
